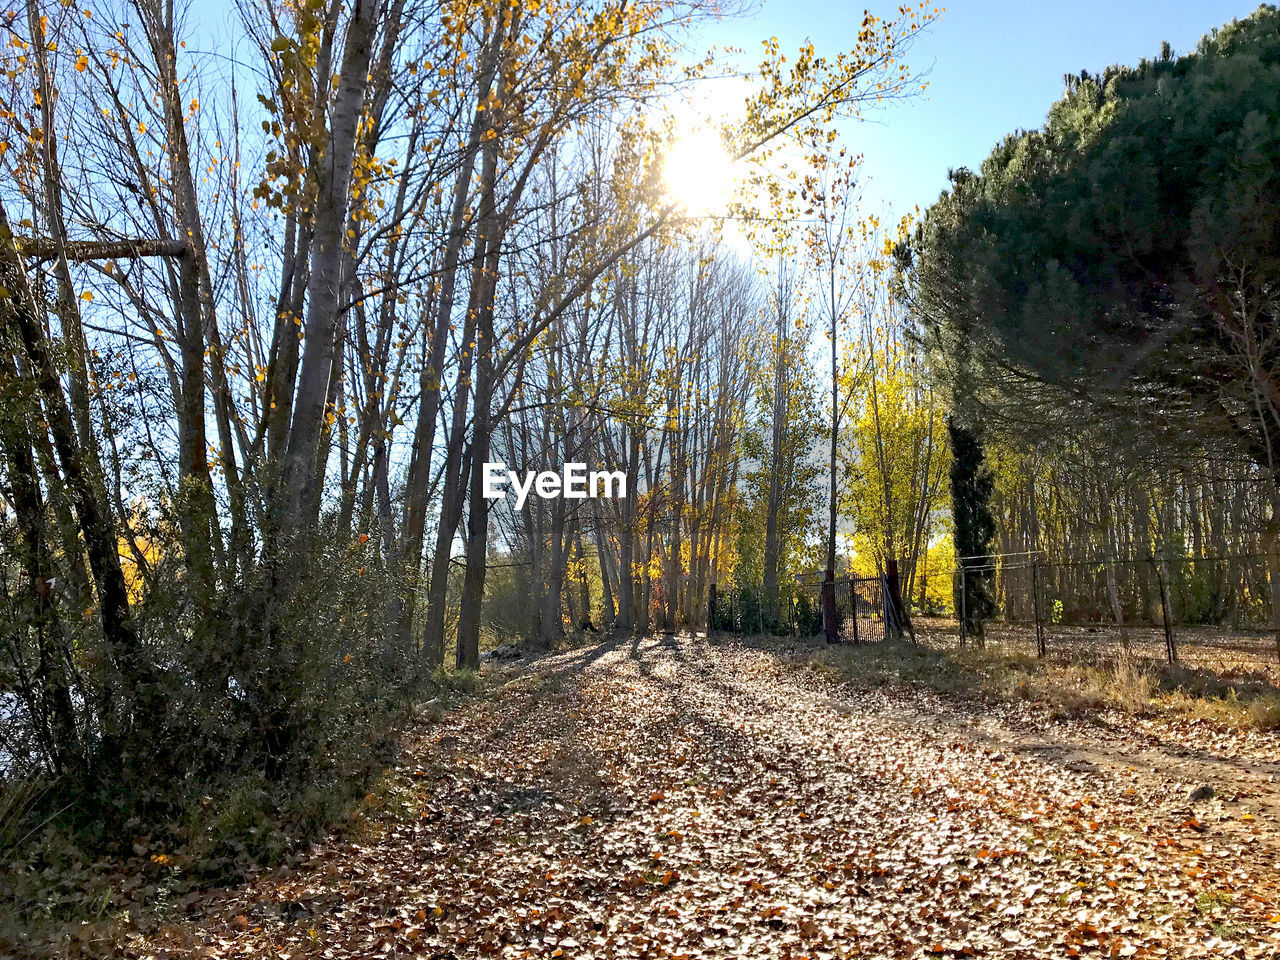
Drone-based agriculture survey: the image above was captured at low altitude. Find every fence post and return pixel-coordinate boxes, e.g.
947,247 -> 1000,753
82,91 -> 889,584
1031,558 -> 1046,659
958,565 -> 967,647
707,582 -> 717,636
848,579 -> 861,645
1153,557 -> 1177,665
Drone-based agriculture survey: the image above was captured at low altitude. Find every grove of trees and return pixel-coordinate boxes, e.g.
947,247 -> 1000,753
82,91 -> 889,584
0,0 -> 941,902
902,4 -> 1280,642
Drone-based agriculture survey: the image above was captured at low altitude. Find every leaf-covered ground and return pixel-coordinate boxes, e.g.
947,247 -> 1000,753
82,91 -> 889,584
122,635 -> 1280,958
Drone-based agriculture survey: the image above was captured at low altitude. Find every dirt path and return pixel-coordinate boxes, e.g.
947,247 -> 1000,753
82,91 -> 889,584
941,701 -> 1280,868
128,635 -> 1280,959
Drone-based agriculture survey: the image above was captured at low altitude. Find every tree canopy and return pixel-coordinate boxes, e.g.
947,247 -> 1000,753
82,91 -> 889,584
903,4 -> 1280,471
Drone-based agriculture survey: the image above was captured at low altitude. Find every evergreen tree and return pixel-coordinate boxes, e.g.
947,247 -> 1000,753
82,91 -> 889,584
948,418 -> 996,638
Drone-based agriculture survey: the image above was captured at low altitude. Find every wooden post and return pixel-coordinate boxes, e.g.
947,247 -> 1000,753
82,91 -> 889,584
707,582 -> 717,636
1031,558 -> 1046,659
958,565 -> 967,646
1153,557 -> 1177,665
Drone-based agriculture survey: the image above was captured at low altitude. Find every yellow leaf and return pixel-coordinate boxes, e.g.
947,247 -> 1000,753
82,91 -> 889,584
80,290 -> 93,301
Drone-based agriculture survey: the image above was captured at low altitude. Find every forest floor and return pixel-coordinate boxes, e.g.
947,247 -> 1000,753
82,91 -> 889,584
104,633 -> 1280,959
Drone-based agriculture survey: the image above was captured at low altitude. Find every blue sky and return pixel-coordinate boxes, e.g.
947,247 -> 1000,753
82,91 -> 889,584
701,0 -> 1264,218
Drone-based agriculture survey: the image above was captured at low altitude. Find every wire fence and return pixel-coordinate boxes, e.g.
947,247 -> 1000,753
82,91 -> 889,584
707,550 -> 1280,677
937,551 -> 1280,674
709,572 -> 892,644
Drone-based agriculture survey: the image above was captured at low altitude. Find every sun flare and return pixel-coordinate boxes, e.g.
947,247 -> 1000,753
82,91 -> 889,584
663,127 -> 735,215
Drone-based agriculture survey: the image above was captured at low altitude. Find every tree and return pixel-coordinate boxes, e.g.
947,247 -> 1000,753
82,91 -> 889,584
947,418 -> 995,639
901,4 -> 1280,642
753,258 -> 821,625
800,151 -> 864,641
907,6 -> 1280,482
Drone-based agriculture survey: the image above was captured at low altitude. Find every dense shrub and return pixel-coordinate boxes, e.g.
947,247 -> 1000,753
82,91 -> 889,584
0,516 -> 426,940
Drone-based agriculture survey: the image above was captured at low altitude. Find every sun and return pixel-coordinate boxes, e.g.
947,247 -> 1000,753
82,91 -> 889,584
663,127 -> 735,216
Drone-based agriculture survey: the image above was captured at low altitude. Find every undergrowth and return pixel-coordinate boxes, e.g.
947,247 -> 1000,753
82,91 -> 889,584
0,666 -> 491,958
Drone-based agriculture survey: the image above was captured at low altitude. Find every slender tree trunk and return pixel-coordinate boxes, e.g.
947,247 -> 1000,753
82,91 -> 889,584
827,319 -> 838,579
592,496 -> 616,628
762,271 -> 789,624
575,528 -> 594,629
280,0 -> 383,533
1268,486 -> 1280,661
540,495 -> 569,644
0,202 -> 160,745
454,122 -> 504,669
455,376 -> 493,670
1099,481 -> 1130,649
421,173 -> 495,661
0,348 -> 77,770
395,14 -> 504,658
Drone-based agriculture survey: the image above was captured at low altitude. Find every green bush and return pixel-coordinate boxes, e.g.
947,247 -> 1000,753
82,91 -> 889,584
0,518 -> 433,946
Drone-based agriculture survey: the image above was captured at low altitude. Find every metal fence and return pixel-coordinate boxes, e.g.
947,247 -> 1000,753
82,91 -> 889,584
708,572 -> 898,644
706,552 -> 1279,675
939,551 -> 1280,672
849,575 -> 885,644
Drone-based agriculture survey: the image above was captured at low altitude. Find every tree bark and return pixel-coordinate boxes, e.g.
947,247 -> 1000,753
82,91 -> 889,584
280,0 -> 384,533
454,124 -> 504,669
396,12 -> 505,659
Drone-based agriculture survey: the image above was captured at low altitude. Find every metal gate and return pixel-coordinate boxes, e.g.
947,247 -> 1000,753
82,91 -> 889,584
707,574 -> 895,642
849,575 -> 885,644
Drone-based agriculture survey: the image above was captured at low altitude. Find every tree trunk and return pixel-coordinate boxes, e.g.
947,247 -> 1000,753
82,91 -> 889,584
394,13 -> 505,658
591,496 -> 616,629
0,347 -> 77,770
0,201 -> 160,745
280,0 -> 383,533
454,122 -> 504,670
1268,486 -> 1280,662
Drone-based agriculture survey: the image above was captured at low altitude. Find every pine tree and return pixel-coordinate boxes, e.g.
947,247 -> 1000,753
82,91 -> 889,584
948,418 -> 996,638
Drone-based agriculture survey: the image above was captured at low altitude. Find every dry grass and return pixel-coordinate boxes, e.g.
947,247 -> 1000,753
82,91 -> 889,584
808,634 -> 1280,731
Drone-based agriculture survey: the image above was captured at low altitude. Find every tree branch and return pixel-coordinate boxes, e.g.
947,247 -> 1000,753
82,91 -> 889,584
16,236 -> 188,262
